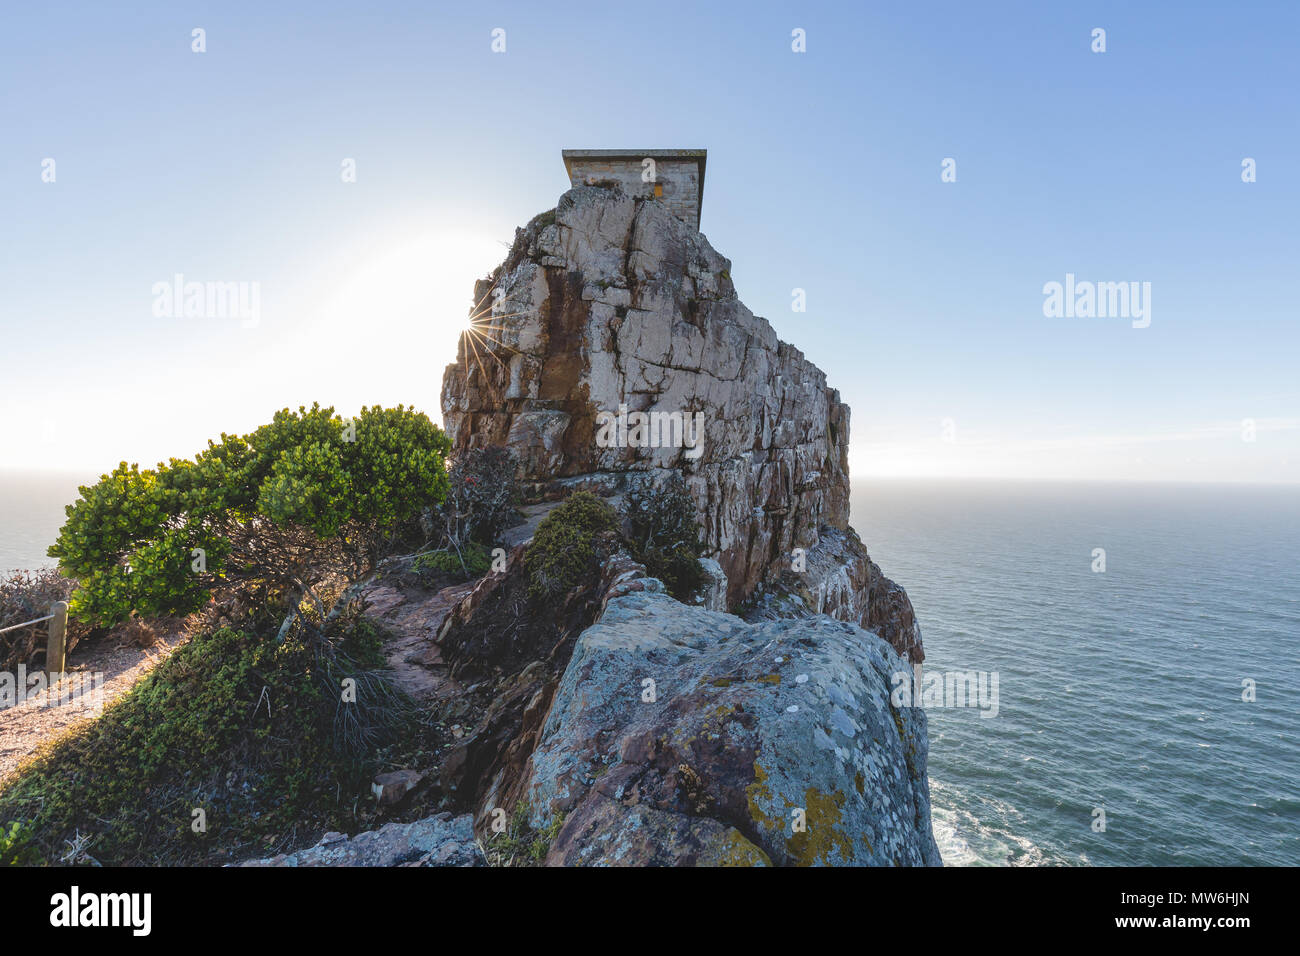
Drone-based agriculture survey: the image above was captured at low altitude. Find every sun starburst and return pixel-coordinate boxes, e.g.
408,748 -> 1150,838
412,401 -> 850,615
460,285 -> 535,372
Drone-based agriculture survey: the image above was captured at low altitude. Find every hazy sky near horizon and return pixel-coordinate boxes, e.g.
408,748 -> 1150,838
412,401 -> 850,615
2,1 -> 1297,484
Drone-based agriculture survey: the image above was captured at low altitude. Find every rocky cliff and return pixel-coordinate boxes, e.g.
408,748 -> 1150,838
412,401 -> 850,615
441,184 -> 923,663
245,183 -> 943,868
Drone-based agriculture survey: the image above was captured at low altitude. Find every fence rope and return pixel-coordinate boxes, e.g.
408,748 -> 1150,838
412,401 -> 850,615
0,613 -> 55,636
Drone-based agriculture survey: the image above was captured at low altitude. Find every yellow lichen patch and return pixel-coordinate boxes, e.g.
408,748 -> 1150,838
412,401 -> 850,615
890,709 -> 919,766
786,788 -> 853,866
694,706 -> 732,744
755,674 -> 781,685
704,828 -> 773,867
677,763 -> 711,813
745,761 -> 783,834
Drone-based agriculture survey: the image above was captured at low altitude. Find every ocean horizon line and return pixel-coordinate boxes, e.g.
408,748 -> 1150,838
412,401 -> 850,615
2,466 -> 1296,489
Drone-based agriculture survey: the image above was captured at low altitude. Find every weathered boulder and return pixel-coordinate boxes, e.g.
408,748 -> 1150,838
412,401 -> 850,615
523,590 -> 941,866
236,813 -> 483,867
440,185 -> 920,659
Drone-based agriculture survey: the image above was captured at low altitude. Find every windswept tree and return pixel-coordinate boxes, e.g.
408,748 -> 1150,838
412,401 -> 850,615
49,403 -> 452,634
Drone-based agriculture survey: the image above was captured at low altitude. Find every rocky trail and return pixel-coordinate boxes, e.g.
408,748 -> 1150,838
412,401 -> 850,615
360,574 -> 478,703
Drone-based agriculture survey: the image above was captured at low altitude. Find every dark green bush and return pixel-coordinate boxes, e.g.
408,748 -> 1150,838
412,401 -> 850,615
524,492 -> 620,602
637,544 -> 706,601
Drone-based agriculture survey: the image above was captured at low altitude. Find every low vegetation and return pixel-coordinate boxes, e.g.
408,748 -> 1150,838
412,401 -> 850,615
482,802 -> 565,867
0,610 -> 422,866
523,479 -> 707,603
524,492 -> 621,601
413,542 -> 493,583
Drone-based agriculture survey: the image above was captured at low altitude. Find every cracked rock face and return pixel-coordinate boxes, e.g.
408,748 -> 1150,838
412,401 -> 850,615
525,591 -> 941,866
441,184 -> 922,661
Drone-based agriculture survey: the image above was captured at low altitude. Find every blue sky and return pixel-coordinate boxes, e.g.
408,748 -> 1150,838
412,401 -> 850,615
1,0 -> 1297,483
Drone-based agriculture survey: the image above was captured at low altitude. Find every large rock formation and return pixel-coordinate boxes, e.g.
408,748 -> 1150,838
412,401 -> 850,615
263,541 -> 941,867
441,184 -> 923,662
526,590 -> 941,866
399,181 -> 944,866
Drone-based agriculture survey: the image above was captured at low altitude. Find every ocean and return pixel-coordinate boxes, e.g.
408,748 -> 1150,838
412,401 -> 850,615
0,471 -> 94,573
2,472 -> 1296,865
854,479 -> 1299,866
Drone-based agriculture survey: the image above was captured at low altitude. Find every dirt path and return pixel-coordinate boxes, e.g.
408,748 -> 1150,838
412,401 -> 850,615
359,577 -> 477,703
0,629 -> 188,785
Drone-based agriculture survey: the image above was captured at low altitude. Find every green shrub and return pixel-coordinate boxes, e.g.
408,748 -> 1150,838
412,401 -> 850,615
335,615 -> 389,670
638,544 -> 707,601
525,492 -> 619,602
483,802 -> 565,867
413,543 -> 493,582
620,474 -> 705,600
0,821 -> 42,866
48,404 -> 452,629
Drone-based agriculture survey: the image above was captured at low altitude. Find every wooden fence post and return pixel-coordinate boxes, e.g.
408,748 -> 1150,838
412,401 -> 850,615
46,601 -> 68,678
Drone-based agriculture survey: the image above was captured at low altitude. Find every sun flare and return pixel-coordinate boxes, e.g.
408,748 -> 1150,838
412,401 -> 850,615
310,232 -> 507,415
